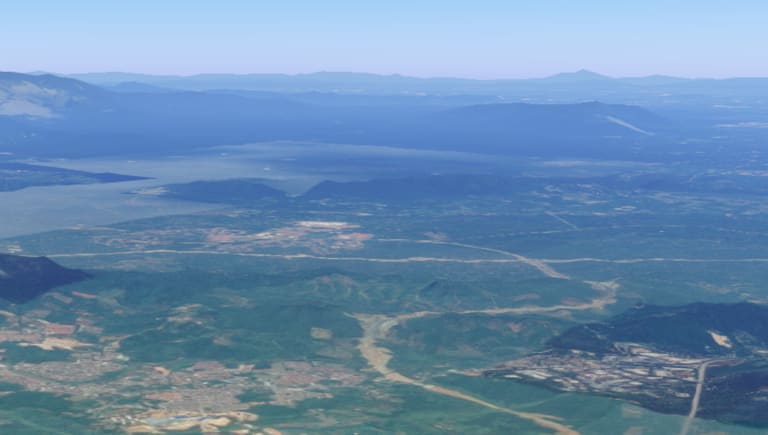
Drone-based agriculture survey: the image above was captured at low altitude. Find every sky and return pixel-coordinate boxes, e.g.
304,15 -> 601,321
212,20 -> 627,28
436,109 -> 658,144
2,0 -> 767,79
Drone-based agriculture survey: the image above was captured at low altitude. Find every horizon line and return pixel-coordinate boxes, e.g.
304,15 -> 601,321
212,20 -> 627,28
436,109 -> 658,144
15,69 -> 768,82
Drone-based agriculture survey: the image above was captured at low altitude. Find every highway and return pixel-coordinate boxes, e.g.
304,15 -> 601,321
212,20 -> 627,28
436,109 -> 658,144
679,360 -> 714,435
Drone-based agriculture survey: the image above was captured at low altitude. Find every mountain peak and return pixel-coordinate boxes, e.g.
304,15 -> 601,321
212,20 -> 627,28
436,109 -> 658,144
543,69 -> 614,82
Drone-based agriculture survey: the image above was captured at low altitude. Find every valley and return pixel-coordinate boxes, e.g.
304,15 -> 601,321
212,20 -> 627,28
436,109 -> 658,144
1,150 -> 768,433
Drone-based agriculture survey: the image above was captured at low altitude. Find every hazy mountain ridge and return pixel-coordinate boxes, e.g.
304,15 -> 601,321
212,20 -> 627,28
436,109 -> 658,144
0,72 -> 106,118
0,72 -> 678,159
422,102 -> 663,152
61,70 -> 768,99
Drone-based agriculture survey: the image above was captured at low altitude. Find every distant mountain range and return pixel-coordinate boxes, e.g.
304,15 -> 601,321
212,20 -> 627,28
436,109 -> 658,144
0,71 -> 671,158
53,70 -> 768,99
0,70 -> 760,159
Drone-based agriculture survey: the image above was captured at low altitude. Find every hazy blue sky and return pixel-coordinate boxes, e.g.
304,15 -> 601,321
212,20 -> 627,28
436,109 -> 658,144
3,1 -> 766,78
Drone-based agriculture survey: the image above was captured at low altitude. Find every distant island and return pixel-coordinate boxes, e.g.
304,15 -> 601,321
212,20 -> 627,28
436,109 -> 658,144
485,303 -> 768,427
0,254 -> 91,303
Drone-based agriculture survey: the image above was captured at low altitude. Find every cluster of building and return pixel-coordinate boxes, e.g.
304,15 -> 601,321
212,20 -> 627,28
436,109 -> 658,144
0,290 -> 367,433
85,218 -> 375,256
485,344 -> 710,400
204,220 -> 372,254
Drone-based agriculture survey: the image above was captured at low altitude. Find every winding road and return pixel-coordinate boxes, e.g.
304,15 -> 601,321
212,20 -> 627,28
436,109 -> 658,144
48,239 -> 627,433
353,312 -> 580,435
349,280 -> 616,435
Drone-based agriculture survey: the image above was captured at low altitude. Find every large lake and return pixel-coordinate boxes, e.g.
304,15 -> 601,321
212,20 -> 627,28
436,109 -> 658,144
2,142 -> 505,239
